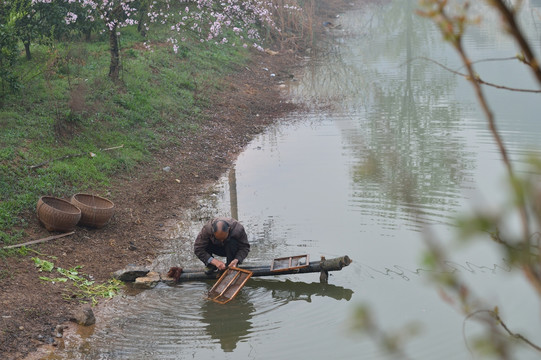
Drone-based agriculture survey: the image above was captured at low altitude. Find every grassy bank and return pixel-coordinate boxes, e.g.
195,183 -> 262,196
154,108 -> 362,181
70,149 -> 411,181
0,26 -> 250,249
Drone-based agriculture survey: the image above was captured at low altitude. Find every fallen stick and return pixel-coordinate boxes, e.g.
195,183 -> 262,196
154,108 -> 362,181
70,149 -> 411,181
29,144 -> 124,169
3,231 -> 75,249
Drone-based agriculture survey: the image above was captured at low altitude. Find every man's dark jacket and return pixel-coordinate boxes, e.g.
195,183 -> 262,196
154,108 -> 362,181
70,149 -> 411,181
194,217 -> 250,264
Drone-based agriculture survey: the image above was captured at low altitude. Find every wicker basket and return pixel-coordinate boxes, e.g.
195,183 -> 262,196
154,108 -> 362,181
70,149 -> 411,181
37,196 -> 82,232
70,193 -> 115,228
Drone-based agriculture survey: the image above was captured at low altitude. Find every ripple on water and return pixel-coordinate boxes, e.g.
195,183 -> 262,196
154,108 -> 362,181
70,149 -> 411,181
58,283 -> 210,359
58,278 -> 356,359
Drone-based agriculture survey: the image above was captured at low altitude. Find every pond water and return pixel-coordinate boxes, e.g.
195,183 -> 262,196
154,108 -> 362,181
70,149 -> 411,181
53,1 -> 541,359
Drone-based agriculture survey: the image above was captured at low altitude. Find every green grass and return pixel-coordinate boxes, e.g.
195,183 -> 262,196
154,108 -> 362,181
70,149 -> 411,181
0,25 -> 251,250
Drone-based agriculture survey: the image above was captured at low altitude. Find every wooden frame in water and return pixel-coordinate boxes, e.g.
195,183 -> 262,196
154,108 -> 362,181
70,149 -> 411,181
207,267 -> 253,304
270,254 -> 310,272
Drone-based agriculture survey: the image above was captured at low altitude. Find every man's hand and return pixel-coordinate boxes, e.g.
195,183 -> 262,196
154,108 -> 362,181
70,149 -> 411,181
211,259 -> 227,271
228,259 -> 239,268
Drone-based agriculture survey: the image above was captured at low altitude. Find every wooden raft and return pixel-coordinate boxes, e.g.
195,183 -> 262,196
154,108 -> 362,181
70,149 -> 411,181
121,255 -> 353,288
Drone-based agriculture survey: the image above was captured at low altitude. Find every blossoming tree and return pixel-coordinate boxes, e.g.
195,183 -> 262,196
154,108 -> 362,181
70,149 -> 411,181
33,0 -> 289,81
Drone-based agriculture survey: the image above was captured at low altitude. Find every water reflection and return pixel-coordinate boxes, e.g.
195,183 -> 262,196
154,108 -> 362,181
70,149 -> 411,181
282,0 -> 474,232
200,279 -> 353,352
201,292 -> 254,352
53,277 -> 354,359
248,278 -> 354,302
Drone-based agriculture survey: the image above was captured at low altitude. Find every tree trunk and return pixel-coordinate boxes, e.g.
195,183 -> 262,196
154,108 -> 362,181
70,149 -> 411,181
137,15 -> 147,37
137,2 -> 148,37
108,26 -> 120,80
24,41 -> 31,60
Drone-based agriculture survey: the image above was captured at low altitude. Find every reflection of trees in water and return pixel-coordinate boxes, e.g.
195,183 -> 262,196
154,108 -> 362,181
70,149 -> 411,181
288,5 -> 379,107
458,0 -> 541,52
350,1 -> 473,226
200,278 -> 353,352
290,0 -> 474,227
291,0 -> 436,110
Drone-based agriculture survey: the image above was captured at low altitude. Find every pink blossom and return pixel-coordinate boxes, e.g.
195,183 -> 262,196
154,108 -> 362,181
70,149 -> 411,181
33,0 -> 300,54
65,12 -> 78,24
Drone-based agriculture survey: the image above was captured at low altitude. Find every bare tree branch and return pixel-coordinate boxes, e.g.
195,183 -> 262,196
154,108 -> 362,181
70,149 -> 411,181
413,56 -> 541,93
491,0 -> 541,85
465,310 -> 541,352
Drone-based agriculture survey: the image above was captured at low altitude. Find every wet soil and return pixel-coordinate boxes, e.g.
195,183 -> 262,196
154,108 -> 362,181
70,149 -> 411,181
0,2 -> 361,359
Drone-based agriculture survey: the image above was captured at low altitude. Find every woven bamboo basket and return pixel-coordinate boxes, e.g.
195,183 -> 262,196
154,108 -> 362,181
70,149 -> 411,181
70,193 -> 115,228
37,196 -> 82,232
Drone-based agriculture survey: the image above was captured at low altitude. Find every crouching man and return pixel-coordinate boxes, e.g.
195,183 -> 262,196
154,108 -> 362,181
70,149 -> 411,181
194,217 -> 250,275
